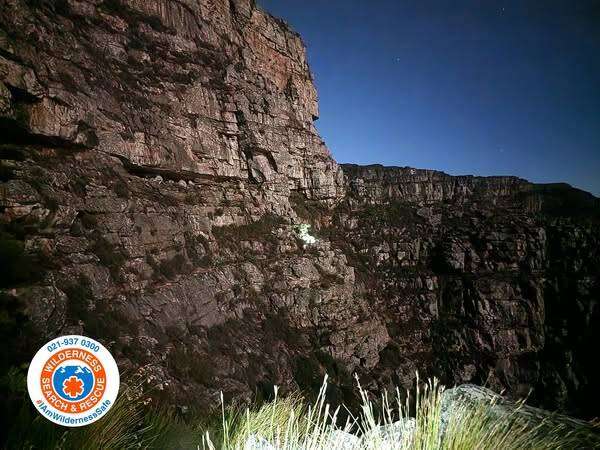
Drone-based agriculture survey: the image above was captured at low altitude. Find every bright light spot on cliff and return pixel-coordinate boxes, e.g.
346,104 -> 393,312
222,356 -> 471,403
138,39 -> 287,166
296,224 -> 317,246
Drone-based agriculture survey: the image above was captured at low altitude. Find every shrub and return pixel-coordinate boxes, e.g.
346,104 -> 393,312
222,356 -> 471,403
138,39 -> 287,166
184,232 -> 212,266
289,191 -> 325,220
2,372 -> 158,449
213,214 -> 285,245
2,375 -> 599,449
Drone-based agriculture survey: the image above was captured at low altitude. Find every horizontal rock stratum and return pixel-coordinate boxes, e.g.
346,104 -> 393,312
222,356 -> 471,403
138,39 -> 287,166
1,0 -> 598,419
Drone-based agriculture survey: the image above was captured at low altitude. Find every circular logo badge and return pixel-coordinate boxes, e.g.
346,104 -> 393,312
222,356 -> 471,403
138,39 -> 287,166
27,335 -> 119,427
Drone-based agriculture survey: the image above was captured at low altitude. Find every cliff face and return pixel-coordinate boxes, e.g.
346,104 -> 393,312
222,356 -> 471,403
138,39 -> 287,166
336,165 -> 599,416
0,0 -> 341,199
1,0 -> 598,418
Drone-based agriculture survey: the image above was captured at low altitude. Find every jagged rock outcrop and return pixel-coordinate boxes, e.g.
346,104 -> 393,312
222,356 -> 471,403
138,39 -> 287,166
1,0 -> 598,422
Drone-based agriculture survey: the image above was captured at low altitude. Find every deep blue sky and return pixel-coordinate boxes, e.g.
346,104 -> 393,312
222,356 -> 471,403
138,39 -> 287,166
258,0 -> 600,195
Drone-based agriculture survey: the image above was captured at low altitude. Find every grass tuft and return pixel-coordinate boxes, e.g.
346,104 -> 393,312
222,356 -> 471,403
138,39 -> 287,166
2,371 -> 598,449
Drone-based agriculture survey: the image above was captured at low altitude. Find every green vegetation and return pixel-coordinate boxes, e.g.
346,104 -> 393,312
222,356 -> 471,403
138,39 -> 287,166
290,192 -> 325,221
1,368 -> 169,449
1,372 -> 597,449
213,215 -> 286,245
355,202 -> 417,226
212,215 -> 286,263
61,274 -> 138,340
184,232 -> 212,267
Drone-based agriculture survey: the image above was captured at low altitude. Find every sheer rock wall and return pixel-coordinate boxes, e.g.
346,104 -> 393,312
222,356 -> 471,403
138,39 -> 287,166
1,0 -> 598,417
336,164 -> 599,417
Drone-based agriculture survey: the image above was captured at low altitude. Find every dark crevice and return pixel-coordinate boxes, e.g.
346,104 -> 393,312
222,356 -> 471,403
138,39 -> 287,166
113,153 -> 239,183
0,48 -> 30,67
254,147 -> 278,172
5,84 -> 39,104
1,84 -> 96,150
0,117 -> 89,149
234,109 -> 279,177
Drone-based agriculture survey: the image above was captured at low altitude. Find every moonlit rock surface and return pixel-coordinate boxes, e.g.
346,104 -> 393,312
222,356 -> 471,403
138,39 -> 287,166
296,223 -> 317,245
0,0 -> 598,418
243,435 -> 277,450
360,419 -> 416,449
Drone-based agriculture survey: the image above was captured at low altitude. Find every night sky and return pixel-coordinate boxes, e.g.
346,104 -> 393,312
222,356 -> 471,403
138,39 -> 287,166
258,1 -> 600,196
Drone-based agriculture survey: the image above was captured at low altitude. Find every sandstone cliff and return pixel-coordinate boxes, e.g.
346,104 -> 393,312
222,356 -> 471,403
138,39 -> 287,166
1,0 -> 598,419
